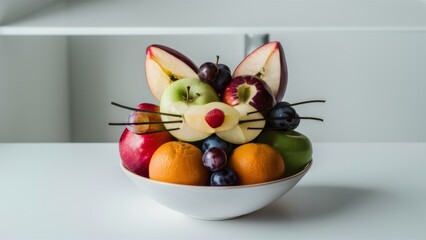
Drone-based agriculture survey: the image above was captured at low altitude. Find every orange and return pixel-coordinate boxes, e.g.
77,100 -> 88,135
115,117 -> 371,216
149,141 -> 209,186
228,143 -> 285,185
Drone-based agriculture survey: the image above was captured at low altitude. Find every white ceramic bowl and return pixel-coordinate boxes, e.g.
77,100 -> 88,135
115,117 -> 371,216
121,161 -> 312,220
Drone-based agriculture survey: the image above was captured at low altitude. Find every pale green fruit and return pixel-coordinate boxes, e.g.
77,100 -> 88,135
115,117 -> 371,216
160,78 -> 219,142
256,130 -> 312,177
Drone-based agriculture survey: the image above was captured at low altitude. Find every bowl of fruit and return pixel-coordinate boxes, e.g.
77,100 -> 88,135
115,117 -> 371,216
110,42 -> 323,220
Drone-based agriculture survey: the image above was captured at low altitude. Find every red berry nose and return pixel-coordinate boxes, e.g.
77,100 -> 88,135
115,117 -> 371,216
205,108 -> 225,128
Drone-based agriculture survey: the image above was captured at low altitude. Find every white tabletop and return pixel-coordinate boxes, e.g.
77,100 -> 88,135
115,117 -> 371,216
1,143 -> 425,239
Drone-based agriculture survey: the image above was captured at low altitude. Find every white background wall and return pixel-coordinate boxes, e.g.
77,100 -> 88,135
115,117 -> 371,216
1,1 -> 426,143
66,33 -> 426,143
0,36 -> 70,142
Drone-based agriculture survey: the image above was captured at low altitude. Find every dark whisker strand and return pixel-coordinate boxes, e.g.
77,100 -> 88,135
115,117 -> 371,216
108,120 -> 183,126
288,99 -> 326,107
239,116 -> 324,124
248,127 -> 286,130
246,99 -> 326,115
137,128 -> 180,135
110,101 -> 182,118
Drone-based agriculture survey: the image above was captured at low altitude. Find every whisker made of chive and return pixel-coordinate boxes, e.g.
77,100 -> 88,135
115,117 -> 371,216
111,101 -> 182,118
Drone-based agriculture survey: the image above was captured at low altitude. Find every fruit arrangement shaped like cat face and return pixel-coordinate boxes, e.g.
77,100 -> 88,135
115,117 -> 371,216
110,41 -> 325,186
112,41 -> 324,145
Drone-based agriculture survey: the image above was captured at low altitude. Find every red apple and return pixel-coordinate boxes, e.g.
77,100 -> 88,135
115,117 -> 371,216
119,103 -> 175,178
146,44 -> 199,101
233,41 -> 288,101
222,75 -> 276,111
126,103 -> 168,134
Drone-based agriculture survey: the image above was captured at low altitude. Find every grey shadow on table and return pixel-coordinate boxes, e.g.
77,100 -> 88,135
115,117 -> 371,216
238,185 -> 386,222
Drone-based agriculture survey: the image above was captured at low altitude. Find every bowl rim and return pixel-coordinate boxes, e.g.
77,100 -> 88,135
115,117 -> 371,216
120,160 -> 312,190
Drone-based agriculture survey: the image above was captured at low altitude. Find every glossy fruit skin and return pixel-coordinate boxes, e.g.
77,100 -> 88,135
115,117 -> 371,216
159,78 -> 219,142
222,75 -> 276,112
268,101 -> 300,131
256,130 -> 312,177
201,135 -> 233,155
211,68 -> 232,94
227,143 -> 284,185
218,64 -> 231,74
147,44 -> 198,73
204,108 -> 225,128
198,61 -> 232,95
198,62 -> 218,83
119,129 -> 174,178
119,103 -> 174,178
126,111 -> 149,134
127,103 -> 167,134
233,41 -> 288,101
160,78 -> 219,111
149,141 -> 209,186
145,44 -> 199,101
210,169 -> 237,186
202,147 -> 227,172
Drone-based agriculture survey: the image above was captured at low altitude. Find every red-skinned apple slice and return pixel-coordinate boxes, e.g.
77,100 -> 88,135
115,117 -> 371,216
146,44 -> 199,101
222,75 -> 276,112
233,41 -> 288,101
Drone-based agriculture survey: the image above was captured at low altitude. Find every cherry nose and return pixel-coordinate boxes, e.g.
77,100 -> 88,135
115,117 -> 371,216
204,108 -> 225,128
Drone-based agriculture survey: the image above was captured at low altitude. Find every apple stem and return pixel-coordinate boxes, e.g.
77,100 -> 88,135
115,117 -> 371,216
185,86 -> 191,102
246,99 -> 326,115
110,102 -> 182,118
215,55 -> 220,75
108,120 -> 183,126
239,116 -> 324,124
137,128 -> 180,135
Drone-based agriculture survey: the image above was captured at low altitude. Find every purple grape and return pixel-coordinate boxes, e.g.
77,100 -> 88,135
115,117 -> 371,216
198,62 -> 218,84
211,68 -> 231,94
202,147 -> 227,171
218,64 -> 231,74
198,56 -> 232,95
268,101 -> 300,131
210,169 -> 237,186
202,135 -> 233,155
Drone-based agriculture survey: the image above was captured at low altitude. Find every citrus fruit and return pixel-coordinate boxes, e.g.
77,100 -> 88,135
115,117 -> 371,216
149,141 -> 209,186
227,143 -> 285,185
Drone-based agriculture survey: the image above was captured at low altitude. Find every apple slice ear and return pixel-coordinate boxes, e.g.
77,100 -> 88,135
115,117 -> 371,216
233,41 -> 288,101
146,44 -> 199,101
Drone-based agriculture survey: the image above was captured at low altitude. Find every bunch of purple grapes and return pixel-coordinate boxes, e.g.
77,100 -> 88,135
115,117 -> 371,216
201,135 -> 237,186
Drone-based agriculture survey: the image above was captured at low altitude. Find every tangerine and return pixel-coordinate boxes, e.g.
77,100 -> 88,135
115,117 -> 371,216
149,141 -> 209,186
227,143 -> 285,185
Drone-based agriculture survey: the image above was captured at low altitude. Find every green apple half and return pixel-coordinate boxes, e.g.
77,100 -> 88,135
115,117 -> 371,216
160,78 -> 219,142
256,130 -> 312,177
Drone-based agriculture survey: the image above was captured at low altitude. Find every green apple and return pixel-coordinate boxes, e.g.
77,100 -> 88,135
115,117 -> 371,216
160,78 -> 219,142
256,130 -> 312,177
